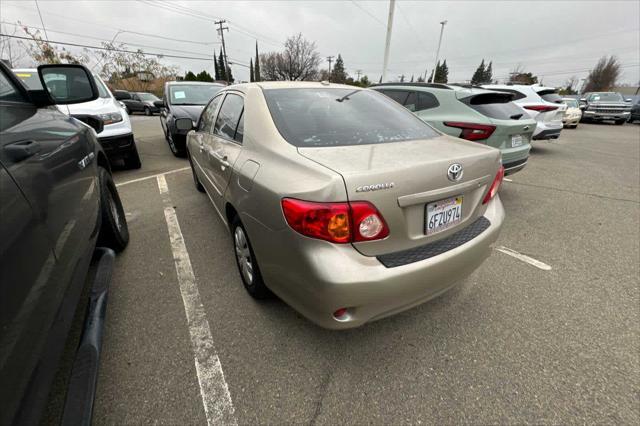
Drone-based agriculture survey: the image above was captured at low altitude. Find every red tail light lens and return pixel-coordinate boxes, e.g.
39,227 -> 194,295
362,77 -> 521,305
523,105 -> 558,112
482,166 -> 505,205
281,199 -> 389,243
443,121 -> 496,141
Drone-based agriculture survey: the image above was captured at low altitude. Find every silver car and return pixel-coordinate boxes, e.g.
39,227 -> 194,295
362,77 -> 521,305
184,82 -> 505,329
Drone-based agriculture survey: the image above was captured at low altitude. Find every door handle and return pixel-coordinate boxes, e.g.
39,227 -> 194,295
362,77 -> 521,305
4,140 -> 41,162
212,151 -> 230,168
199,141 -> 204,153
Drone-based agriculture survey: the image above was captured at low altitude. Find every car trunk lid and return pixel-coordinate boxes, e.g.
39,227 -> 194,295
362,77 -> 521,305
298,135 -> 501,256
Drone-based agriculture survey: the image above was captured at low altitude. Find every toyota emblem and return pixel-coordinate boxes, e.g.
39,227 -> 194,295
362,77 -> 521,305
447,163 -> 463,182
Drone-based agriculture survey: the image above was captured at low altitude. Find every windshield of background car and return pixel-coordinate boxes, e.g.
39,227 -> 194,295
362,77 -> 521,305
588,93 -> 623,102
14,71 -> 41,89
169,85 -> 222,105
138,92 -> 159,101
563,99 -> 579,108
263,88 -> 439,147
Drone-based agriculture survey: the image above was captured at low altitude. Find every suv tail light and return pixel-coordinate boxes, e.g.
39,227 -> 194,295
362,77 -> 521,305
523,105 -> 558,112
443,122 -> 496,141
482,166 -> 505,204
281,198 -> 389,243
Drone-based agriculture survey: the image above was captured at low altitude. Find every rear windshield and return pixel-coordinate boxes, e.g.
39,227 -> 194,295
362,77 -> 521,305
462,93 -> 525,120
563,99 -> 579,108
540,92 -> 563,103
263,88 -> 438,147
587,93 -> 623,102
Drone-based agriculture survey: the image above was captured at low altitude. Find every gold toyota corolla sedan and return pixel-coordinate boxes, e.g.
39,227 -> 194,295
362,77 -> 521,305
182,81 -> 505,329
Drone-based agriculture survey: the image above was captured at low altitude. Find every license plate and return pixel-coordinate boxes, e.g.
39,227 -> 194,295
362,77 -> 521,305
511,134 -> 524,147
425,196 -> 463,235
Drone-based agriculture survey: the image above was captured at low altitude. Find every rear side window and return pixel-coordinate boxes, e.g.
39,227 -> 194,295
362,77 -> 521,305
263,88 -> 438,147
377,89 -> 409,105
405,91 -> 439,112
540,92 -> 563,104
491,88 -> 526,101
214,93 -> 244,142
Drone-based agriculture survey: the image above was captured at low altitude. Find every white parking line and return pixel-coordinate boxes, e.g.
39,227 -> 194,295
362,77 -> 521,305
495,246 -> 552,271
503,178 -> 513,182
115,167 -> 190,187
157,175 -> 237,425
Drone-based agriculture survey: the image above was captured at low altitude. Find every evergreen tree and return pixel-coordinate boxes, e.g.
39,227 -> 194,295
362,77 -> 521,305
417,75 -> 425,82
434,60 -> 448,83
410,74 -> 414,83
360,75 -> 371,87
218,51 -> 227,81
196,70 -> 213,82
249,58 -> 254,82
184,71 -> 197,81
399,74 -> 405,83
483,61 -> 493,83
254,42 -> 261,82
471,59 -> 485,85
330,54 -> 347,83
226,65 -> 234,83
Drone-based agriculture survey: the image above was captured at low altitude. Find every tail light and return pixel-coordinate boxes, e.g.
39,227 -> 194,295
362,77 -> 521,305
523,105 -> 558,112
443,122 -> 496,141
281,198 -> 389,243
482,166 -> 505,204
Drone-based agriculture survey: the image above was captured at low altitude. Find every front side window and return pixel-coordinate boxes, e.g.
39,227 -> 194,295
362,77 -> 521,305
199,94 -> 223,133
405,91 -> 439,112
0,71 -> 26,102
137,92 -> 159,102
264,88 -> 438,147
213,93 -> 244,142
169,84 -> 222,106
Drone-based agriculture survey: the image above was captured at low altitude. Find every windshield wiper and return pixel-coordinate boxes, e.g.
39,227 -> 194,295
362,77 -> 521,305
336,89 -> 361,103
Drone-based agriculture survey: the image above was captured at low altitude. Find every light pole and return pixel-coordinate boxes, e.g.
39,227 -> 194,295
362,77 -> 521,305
430,20 -> 447,83
381,0 -> 396,83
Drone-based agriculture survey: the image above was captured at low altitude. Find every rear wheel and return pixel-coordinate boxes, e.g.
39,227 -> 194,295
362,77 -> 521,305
144,106 -> 151,116
97,167 -> 129,252
187,149 -> 205,193
231,217 -> 271,299
615,119 -> 625,125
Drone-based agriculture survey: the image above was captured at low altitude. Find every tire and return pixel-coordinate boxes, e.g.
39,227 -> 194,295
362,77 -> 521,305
125,106 -> 130,115
187,149 -> 205,193
167,132 -> 186,158
231,216 -> 271,299
615,119 -> 625,125
144,106 -> 151,116
97,167 -> 129,252
124,142 -> 142,169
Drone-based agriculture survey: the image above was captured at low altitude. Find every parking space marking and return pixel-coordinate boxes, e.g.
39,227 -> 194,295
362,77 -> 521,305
495,246 -> 552,270
157,175 -> 237,425
116,167 -> 190,188
503,178 -> 513,182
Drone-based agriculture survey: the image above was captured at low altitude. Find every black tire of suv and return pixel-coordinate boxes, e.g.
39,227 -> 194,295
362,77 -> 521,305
231,216 -> 271,299
187,149 -> 205,193
167,132 -> 187,158
124,142 -> 142,169
97,167 -> 129,252
615,119 -> 625,125
144,107 -> 151,116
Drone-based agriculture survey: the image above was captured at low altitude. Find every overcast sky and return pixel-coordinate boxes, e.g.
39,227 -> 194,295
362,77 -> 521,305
1,0 -> 639,87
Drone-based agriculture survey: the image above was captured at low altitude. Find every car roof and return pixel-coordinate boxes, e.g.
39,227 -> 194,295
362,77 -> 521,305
253,81 -> 361,90
167,81 -> 226,86
373,82 -> 505,97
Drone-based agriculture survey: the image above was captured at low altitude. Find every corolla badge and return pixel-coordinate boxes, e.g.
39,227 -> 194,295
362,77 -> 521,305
356,182 -> 395,192
447,163 -> 463,182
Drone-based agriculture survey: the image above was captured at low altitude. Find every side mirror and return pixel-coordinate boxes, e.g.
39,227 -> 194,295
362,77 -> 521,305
625,98 -> 632,102
70,114 -> 104,134
37,64 -> 99,105
175,117 -> 194,131
153,100 -> 165,109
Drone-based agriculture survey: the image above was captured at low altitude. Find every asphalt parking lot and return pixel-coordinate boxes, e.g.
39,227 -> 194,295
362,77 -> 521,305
51,116 -> 640,424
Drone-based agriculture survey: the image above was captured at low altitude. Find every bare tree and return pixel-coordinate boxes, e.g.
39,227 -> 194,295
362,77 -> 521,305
0,23 -> 28,67
22,25 -> 88,65
259,33 -> 321,81
583,56 -> 621,92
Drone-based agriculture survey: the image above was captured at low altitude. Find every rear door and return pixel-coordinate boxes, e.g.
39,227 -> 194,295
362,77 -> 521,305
203,92 -> 244,212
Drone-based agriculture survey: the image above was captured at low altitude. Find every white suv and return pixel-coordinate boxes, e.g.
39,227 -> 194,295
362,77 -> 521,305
482,84 -> 566,140
13,68 -> 141,168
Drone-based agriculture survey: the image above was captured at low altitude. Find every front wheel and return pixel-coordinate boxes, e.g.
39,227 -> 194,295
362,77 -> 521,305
615,119 -> 626,125
144,106 -> 151,116
97,167 -> 129,252
231,217 -> 271,299
167,132 -> 186,157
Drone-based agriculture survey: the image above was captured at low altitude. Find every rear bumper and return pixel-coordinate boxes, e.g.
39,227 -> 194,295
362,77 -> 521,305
532,128 -> 562,140
247,196 -> 504,329
503,158 -> 528,175
97,133 -> 135,159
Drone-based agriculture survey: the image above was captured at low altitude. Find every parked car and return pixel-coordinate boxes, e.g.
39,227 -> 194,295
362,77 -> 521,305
1,63 -> 129,425
372,83 -> 535,175
13,68 -> 141,169
114,90 -> 160,116
156,81 -> 224,157
482,84 -> 566,140
629,97 -> 640,123
182,82 -> 505,329
579,92 -> 632,124
561,98 -> 582,128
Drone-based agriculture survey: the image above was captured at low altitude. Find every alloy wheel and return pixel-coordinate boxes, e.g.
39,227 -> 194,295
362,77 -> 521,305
234,226 -> 253,285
